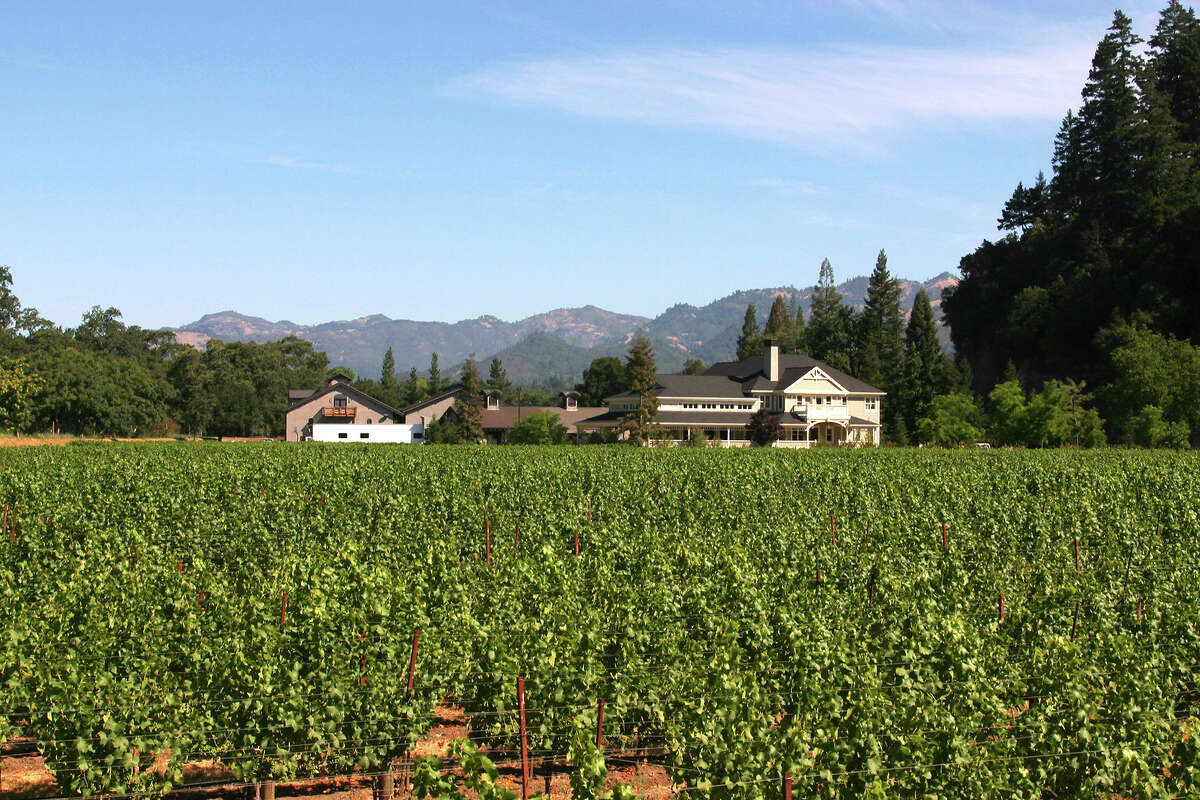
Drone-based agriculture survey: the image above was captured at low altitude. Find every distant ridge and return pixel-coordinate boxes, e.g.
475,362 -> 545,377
173,273 -> 956,382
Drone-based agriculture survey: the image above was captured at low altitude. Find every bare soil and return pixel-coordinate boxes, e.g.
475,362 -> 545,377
1,706 -> 674,800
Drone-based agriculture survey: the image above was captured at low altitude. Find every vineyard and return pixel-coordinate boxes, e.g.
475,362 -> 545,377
1,443 -> 1198,799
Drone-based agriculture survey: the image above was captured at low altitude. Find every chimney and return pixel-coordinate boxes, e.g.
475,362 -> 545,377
763,339 -> 780,382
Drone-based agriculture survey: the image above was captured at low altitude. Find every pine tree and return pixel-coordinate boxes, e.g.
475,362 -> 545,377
736,304 -> 762,360
428,353 -> 441,394
379,347 -> 398,405
900,289 -> 941,433
1078,11 -> 1145,229
859,250 -> 903,390
620,333 -> 659,445
1150,1 -> 1200,143
380,347 -> 396,388
764,296 -> 791,344
488,357 -> 512,400
788,297 -> 806,353
806,259 -> 852,371
404,367 -> 423,405
456,355 -> 485,443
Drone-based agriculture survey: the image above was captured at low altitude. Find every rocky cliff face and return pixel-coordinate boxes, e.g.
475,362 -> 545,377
174,273 -> 957,380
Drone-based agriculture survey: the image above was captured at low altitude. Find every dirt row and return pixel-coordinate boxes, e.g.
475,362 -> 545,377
1,706 -> 674,800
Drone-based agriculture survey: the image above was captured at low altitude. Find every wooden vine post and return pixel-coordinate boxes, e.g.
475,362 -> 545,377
782,771 -> 793,800
518,677 -> 530,800
1074,538 -> 1081,576
406,629 -> 420,697
1070,601 -> 1080,641
514,521 -> 521,561
999,593 -> 1006,622
941,522 -> 948,550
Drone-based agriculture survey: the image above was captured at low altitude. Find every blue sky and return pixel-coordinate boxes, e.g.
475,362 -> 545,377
0,1 -> 1168,329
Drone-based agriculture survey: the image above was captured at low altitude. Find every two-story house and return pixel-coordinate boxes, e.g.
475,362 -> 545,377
284,374 -> 423,442
592,340 -> 884,446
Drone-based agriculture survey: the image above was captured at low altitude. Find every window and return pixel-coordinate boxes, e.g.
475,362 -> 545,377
334,395 -> 348,408
337,432 -> 348,439
865,398 -> 877,410
841,396 -> 847,406
826,427 -> 833,442
815,397 -> 823,405
360,432 -> 370,439
366,418 -> 372,424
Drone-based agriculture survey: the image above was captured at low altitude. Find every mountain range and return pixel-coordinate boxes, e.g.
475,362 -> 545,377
173,273 -> 957,383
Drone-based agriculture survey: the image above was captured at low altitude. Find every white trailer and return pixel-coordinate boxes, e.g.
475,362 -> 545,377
310,423 -> 424,443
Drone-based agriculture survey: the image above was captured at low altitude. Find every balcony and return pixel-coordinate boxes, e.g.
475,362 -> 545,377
322,405 -> 357,421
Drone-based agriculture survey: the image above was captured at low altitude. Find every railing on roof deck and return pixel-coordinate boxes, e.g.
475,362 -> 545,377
322,405 -> 357,420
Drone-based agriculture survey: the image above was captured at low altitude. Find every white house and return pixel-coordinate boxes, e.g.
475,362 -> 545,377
589,340 -> 884,447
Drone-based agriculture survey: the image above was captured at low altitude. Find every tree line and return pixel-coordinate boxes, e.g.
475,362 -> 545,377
941,3 -> 1200,448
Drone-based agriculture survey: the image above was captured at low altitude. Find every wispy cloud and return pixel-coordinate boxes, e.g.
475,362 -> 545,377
460,35 -> 1096,158
247,154 -> 367,176
748,177 -> 823,196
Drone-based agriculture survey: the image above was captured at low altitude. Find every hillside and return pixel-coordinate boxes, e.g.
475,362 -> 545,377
174,273 -> 956,380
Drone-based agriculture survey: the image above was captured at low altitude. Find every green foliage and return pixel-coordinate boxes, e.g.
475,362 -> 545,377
423,417 -> 464,444
456,356 -> 485,443
944,4 -> 1200,398
488,357 -> 513,400
737,304 -> 762,361
1101,320 -> 1200,444
1129,405 -> 1191,448
576,357 -> 629,407
806,259 -> 853,371
2,445 -> 1199,798
916,392 -> 984,446
0,356 -> 42,433
507,410 -> 568,445
681,358 -> 707,375
898,290 -> 943,432
429,353 -> 442,394
987,380 -> 1029,446
620,333 -> 658,445
413,741 -> 520,800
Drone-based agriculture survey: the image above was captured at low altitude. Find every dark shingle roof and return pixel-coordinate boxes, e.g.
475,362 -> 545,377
704,353 -> 883,394
607,374 -> 746,401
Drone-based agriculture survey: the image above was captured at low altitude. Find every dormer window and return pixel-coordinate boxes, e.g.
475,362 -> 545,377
486,394 -> 499,410
333,395 -> 348,408
565,396 -> 578,410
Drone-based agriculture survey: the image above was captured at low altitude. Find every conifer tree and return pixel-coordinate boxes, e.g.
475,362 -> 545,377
404,366 -> 423,405
900,290 -> 942,434
488,357 -> 512,400
806,259 -> 852,372
764,295 -> 791,345
428,352 -> 441,394
378,347 -> 398,405
1150,1 -> 1200,143
788,297 -> 806,353
736,304 -> 762,360
456,355 -> 485,443
859,250 -> 904,388
620,333 -> 659,445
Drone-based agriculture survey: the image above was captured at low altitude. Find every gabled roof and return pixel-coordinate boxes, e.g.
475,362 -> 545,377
285,381 -> 404,416
397,384 -> 464,417
704,353 -> 883,394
